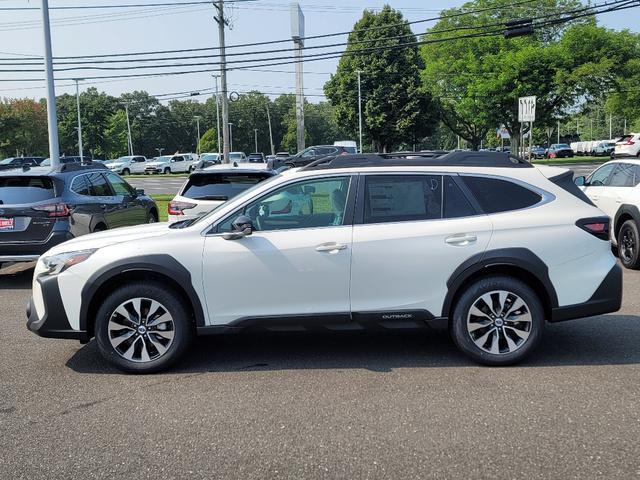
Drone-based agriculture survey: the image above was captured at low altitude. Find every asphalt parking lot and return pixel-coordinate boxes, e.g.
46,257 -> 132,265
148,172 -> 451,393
1,264 -> 639,479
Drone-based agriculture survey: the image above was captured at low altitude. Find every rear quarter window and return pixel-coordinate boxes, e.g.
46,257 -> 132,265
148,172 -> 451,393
461,176 -> 541,214
0,176 -> 56,204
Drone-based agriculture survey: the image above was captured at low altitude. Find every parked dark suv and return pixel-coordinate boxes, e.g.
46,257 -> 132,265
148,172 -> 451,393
0,163 -> 157,266
0,157 -> 46,170
282,145 -> 351,168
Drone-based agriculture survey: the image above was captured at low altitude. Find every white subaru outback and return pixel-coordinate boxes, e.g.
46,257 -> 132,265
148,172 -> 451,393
27,152 -> 622,373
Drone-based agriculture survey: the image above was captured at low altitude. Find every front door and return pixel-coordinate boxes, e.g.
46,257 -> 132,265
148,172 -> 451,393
202,175 -> 354,326
582,163 -> 617,214
350,174 -> 492,319
596,163 -> 636,219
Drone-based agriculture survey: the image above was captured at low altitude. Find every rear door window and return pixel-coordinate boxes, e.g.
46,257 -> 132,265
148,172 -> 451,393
182,173 -> 272,200
363,175 -> 442,224
86,173 -> 113,196
461,176 -> 541,213
0,176 -> 56,204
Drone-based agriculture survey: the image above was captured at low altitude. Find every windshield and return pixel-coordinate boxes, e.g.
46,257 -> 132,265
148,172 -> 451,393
0,158 -> 18,165
555,144 -> 570,149
201,154 -> 219,161
182,172 -> 272,200
189,173 -> 281,226
155,156 -> 173,162
229,153 -> 245,161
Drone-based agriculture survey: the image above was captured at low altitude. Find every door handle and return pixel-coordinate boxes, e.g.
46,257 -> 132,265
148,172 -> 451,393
315,242 -> 347,253
616,197 -> 623,204
445,234 -> 477,246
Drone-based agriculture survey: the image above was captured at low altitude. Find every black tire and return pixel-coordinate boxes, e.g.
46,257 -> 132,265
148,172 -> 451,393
122,168 -> 130,176
618,220 -> 640,269
450,276 -> 544,366
95,282 -> 193,373
147,210 -> 158,223
93,223 -> 107,233
164,167 -> 171,174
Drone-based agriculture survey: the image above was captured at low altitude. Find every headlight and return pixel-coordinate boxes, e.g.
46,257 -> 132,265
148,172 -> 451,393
41,249 -> 97,276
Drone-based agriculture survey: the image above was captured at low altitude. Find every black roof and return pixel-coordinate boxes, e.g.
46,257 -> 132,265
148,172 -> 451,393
301,151 -> 532,171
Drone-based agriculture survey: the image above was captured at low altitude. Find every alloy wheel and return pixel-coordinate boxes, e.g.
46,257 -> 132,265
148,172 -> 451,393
620,228 -> 635,263
466,290 -> 532,355
107,297 -> 175,362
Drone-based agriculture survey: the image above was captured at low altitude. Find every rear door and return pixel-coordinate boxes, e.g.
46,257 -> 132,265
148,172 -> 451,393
350,174 -> 492,320
131,156 -> 147,174
85,172 -> 122,228
0,175 -> 58,244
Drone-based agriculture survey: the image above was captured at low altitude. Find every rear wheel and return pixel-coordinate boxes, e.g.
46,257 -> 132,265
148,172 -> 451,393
147,210 -> 158,223
122,168 -> 130,176
618,220 -> 640,269
164,167 -> 171,174
95,282 -> 193,373
450,276 -> 544,366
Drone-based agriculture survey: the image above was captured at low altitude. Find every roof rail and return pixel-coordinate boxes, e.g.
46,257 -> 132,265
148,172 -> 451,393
57,162 -> 108,173
301,151 -> 532,171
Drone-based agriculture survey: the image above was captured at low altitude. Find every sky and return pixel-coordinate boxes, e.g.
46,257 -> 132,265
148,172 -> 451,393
0,0 -> 638,103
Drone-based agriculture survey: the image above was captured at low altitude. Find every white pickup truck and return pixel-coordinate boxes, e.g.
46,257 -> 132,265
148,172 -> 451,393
145,153 -> 199,174
105,155 -> 148,175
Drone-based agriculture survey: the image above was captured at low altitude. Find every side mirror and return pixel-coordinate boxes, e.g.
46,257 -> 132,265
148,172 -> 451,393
135,188 -> 145,196
222,215 -> 254,240
574,176 -> 586,187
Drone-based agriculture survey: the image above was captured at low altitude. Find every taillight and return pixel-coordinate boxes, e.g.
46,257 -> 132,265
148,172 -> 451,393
32,203 -> 70,217
576,217 -> 609,240
168,200 -> 196,216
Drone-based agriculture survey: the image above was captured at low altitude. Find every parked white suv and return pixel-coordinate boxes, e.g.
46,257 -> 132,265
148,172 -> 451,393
106,155 -> 148,175
145,154 -> 198,174
613,133 -> 640,158
27,152 -> 621,373
168,163 -> 277,222
576,159 -> 640,269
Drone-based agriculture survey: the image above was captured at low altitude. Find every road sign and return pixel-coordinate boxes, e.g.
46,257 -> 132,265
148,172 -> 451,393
518,96 -> 536,122
497,126 -> 510,139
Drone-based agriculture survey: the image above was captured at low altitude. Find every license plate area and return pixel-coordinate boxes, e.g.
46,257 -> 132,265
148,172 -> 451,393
0,217 -> 15,230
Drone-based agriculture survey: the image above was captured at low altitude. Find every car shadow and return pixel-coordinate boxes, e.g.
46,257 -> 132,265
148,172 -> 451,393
66,314 -> 640,374
0,267 -> 33,290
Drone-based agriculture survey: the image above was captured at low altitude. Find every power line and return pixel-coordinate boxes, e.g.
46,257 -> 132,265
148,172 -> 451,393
0,0 -> 255,10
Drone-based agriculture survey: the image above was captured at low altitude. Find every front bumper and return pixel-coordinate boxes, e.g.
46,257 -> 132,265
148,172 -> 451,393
26,274 -> 88,342
145,167 -> 163,174
550,263 -> 622,322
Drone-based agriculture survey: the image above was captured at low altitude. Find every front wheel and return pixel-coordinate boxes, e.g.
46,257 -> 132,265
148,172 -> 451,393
122,168 -> 130,176
450,276 -> 544,366
618,220 -> 640,269
95,282 -> 193,373
164,167 -> 171,174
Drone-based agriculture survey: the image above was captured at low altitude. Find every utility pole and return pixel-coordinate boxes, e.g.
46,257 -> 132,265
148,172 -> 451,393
194,115 -> 202,154
156,147 -> 164,157
590,117 -> 593,141
229,122 -> 234,152
40,0 -> 60,168
254,128 -> 258,153
624,118 -> 627,135
124,103 -> 133,155
215,1 -> 230,163
356,70 -> 363,154
212,74 -> 221,156
557,121 -> 560,144
74,78 -> 84,163
291,3 -> 305,153
266,102 -> 275,156
609,114 -> 612,139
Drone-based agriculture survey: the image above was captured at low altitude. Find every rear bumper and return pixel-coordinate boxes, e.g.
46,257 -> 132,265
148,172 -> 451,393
26,274 -> 88,342
550,263 -> 622,322
0,230 -> 73,260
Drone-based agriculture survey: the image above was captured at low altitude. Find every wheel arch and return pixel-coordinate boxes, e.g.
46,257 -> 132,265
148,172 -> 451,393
613,204 -> 640,240
443,248 -> 558,321
80,255 -> 206,339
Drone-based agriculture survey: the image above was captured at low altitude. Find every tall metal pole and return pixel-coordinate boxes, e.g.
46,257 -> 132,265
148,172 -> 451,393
40,0 -> 60,168
294,42 -> 305,152
529,121 -> 533,163
357,70 -> 363,154
609,114 -> 612,139
156,147 -> 164,157
216,1 -> 230,163
229,122 -> 233,152
557,121 -> 560,144
212,74 -> 221,156
74,79 -> 84,163
624,118 -> 627,135
266,102 -> 275,156
194,116 -> 201,154
124,103 -> 133,155
254,129 -> 258,153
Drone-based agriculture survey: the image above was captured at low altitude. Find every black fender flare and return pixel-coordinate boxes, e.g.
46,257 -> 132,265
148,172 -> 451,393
613,204 -> 640,238
442,248 -> 559,317
79,254 -> 206,333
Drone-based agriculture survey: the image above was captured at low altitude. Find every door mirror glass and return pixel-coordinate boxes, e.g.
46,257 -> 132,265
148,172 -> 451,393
574,176 -> 586,186
135,188 -> 145,196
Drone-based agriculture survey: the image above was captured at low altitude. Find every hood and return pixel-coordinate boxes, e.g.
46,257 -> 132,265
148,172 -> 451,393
107,162 -> 124,168
44,222 -> 171,256
146,160 -> 167,167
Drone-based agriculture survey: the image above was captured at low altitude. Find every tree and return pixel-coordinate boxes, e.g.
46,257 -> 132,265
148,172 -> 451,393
420,0 -> 636,151
0,98 -> 48,158
324,6 -> 437,152
199,128 -> 218,153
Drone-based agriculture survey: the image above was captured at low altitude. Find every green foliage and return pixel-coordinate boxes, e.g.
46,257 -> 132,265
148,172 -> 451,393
324,5 -> 437,152
199,128 -> 218,153
0,98 -> 48,159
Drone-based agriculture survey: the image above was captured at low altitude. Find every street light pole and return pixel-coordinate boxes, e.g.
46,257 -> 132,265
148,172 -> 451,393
74,79 -> 85,163
212,74 -> 221,156
124,103 -> 133,155
229,122 -> 234,152
40,0 -> 60,168
266,102 -> 275,156
254,129 -> 258,153
194,116 -> 201,155
156,148 -> 164,157
357,70 -> 363,154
